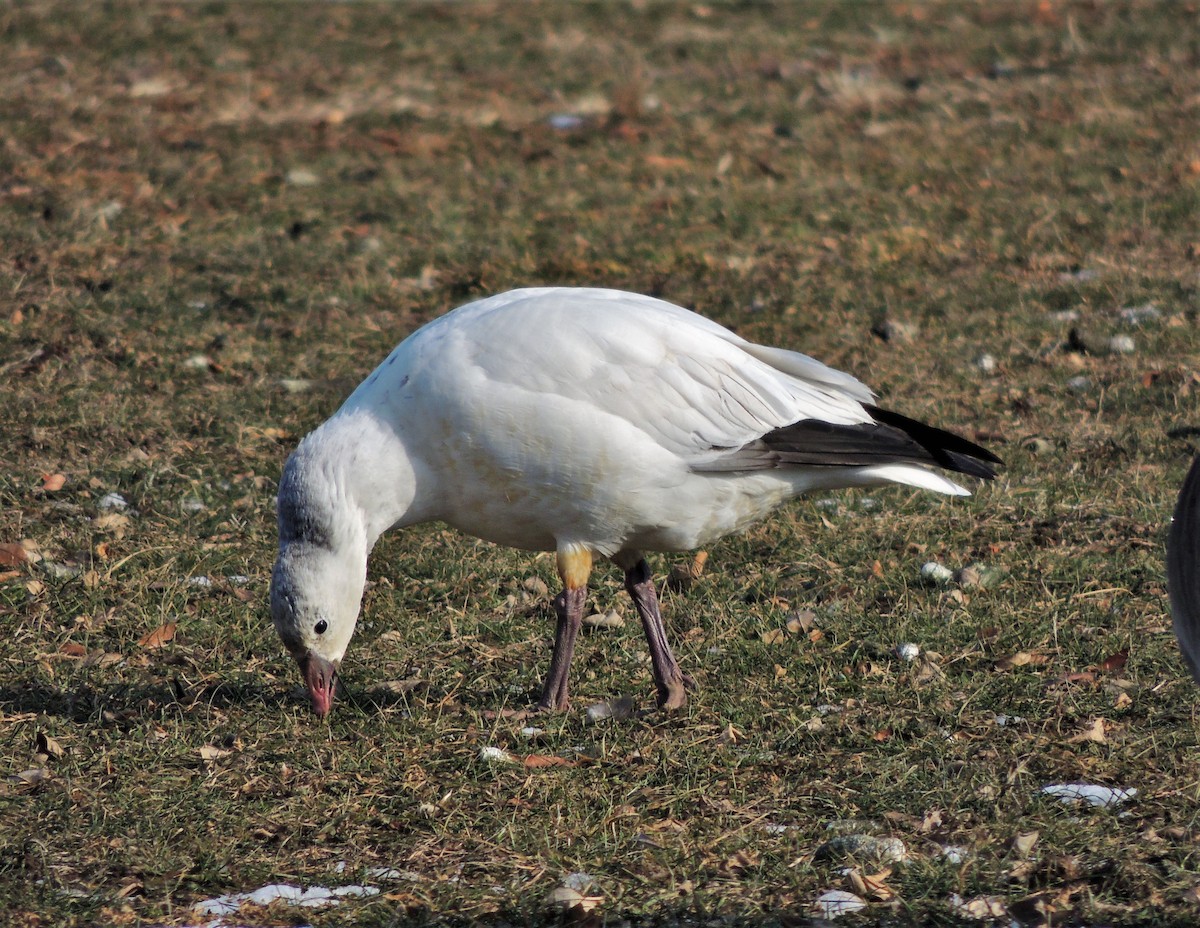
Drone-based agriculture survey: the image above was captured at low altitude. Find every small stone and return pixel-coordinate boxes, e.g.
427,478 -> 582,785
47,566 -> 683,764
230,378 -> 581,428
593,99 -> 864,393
815,833 -> 907,865
547,113 -> 584,130
585,697 -> 636,722
280,378 -> 314,393
1024,437 -> 1054,455
98,492 -> 129,511
1067,327 -> 1108,355
896,642 -> 920,662
583,610 -> 625,630
871,318 -> 917,343
786,609 -> 817,634
286,168 -> 320,187
522,576 -> 549,597
183,354 -> 212,370
920,561 -> 954,585
974,353 -> 997,374
478,745 -> 519,765
955,565 -> 982,588
95,200 -> 124,222
1066,375 -> 1091,393
1108,334 -> 1136,354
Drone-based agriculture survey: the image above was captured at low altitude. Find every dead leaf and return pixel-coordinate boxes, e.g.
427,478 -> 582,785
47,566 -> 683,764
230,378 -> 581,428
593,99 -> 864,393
83,650 -> 123,668
8,767 -> 50,786
40,473 -> 66,492
1051,671 -> 1097,685
918,810 -> 943,834
522,754 -> 576,768
995,651 -> 1048,671
956,895 -> 1009,918
59,642 -> 87,658
644,154 -> 691,170
787,609 -> 817,634
1099,650 -> 1128,672
138,622 -> 178,649
760,628 -> 786,645
199,745 -> 232,761
0,543 -> 28,567
723,849 -> 759,873
848,867 -> 895,902
35,732 -> 64,759
1067,717 -> 1107,744
93,512 -> 130,536
1012,831 -> 1039,858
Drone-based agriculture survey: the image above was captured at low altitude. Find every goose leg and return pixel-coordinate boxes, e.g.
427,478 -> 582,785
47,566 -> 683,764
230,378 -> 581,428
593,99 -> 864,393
537,547 -> 593,711
623,557 -> 693,710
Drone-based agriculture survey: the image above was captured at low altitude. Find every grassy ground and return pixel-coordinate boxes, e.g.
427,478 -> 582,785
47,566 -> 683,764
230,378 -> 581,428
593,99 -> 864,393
3,2 -> 1200,925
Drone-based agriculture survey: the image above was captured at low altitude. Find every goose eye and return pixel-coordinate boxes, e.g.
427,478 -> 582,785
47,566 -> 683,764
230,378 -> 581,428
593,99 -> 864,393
314,619 -> 328,635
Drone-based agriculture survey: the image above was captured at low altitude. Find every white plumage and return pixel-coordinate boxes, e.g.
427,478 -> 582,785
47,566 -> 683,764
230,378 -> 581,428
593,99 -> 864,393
270,287 -> 999,716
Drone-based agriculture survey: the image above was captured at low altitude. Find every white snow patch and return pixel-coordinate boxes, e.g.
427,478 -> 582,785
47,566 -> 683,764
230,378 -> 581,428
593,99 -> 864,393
193,881 -> 378,920
1040,783 -> 1136,808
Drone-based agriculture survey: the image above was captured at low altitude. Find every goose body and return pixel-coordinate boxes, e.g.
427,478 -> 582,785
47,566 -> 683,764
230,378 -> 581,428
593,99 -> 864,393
270,287 -> 1000,716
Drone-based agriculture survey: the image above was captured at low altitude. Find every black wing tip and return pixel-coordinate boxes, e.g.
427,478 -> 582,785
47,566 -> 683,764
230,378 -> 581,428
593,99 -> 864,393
865,404 -> 1003,480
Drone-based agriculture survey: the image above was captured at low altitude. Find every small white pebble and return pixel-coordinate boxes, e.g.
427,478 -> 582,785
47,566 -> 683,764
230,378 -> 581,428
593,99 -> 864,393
920,561 -> 954,585
585,702 -> 614,722
98,492 -> 129,511
182,497 -> 206,512
519,726 -> 545,739
1066,375 -> 1091,393
286,167 -> 319,187
896,642 -> 920,662
974,353 -> 997,374
547,113 -> 584,130
940,845 -> 969,864
1108,334 -> 1135,354
478,745 -> 518,764
183,354 -> 212,370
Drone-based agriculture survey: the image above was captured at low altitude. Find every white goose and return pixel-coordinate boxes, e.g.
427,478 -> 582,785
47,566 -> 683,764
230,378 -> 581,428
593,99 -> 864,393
270,287 -> 1000,716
